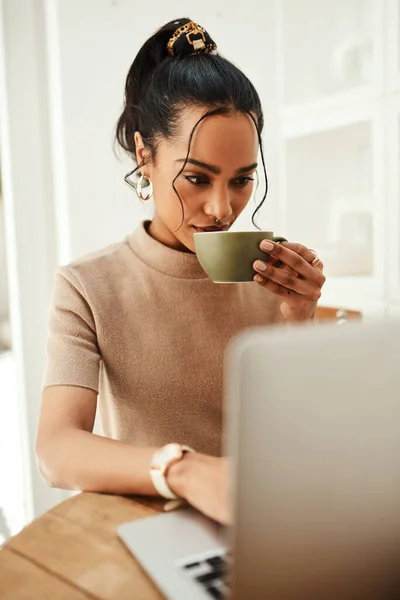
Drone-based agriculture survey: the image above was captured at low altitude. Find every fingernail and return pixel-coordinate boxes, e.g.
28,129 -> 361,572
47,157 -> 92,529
254,274 -> 264,283
254,260 -> 267,271
261,240 -> 274,251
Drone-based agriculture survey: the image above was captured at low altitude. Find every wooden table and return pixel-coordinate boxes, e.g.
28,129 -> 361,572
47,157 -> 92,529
0,492 -> 170,599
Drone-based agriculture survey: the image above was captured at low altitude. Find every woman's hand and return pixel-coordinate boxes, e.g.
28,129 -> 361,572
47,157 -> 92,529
253,240 -> 326,323
166,453 -> 231,525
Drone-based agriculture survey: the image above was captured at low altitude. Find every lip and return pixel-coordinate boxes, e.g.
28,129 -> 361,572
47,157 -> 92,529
192,225 -> 230,233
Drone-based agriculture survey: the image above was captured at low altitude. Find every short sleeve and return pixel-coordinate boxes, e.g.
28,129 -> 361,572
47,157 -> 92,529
43,268 -> 101,392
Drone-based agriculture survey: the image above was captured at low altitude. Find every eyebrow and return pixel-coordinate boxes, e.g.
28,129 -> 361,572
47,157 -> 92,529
175,158 -> 258,175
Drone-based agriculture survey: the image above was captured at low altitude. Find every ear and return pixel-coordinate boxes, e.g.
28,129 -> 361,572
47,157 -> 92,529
134,132 -> 151,177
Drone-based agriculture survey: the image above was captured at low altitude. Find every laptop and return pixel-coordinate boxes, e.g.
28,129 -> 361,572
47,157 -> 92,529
118,319 -> 400,599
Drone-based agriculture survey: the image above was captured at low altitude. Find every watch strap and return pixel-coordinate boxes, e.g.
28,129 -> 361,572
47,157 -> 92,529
151,469 -> 179,500
150,444 -> 195,500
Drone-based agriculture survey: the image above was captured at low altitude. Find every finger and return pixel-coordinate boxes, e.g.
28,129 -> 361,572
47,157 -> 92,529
270,252 -> 323,276
308,248 -> 325,271
254,260 -> 322,299
311,257 -> 324,270
260,240 -> 325,283
279,264 -> 299,277
261,240 -> 317,264
271,258 -> 299,275
262,240 -> 318,270
286,242 -> 323,267
254,274 -> 302,300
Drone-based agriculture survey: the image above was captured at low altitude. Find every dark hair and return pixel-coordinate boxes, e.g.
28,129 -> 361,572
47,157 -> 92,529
115,17 -> 268,225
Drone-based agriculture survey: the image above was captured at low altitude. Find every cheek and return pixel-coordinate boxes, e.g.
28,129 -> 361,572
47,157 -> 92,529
151,173 -> 189,226
151,169 -> 178,204
176,180 -> 208,203
159,178 -> 208,212
231,183 -> 255,207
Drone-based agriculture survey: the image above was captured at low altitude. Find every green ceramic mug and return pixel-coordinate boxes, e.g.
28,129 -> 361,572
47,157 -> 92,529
193,230 -> 287,283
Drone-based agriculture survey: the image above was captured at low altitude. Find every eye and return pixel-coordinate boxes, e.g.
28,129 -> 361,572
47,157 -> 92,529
232,176 -> 254,187
185,175 -> 210,186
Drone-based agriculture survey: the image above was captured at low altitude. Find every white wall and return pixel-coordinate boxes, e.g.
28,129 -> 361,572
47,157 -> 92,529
0,0 -> 70,519
0,201 -> 9,320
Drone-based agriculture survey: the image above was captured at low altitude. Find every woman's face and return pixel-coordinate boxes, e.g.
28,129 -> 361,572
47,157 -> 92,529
135,106 -> 259,252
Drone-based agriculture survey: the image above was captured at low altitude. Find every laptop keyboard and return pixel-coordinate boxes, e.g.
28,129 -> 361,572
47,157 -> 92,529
179,549 -> 231,599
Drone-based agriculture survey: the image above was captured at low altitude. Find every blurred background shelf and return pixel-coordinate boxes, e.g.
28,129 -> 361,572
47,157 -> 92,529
271,0 -> 399,317
280,100 -> 379,138
277,0 -> 382,107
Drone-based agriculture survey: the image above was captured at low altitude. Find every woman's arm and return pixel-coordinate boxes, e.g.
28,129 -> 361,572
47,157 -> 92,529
36,385 -> 230,523
36,386 -> 158,493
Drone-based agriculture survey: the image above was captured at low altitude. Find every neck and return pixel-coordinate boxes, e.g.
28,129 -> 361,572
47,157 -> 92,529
148,216 -> 192,253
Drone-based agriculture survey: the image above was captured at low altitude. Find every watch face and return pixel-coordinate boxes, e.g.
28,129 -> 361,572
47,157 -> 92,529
151,443 -> 182,469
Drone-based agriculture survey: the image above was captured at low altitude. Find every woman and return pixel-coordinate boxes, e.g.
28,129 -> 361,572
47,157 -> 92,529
36,18 -> 325,524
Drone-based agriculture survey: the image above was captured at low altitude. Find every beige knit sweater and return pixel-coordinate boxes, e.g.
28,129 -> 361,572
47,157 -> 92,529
44,221 -> 284,456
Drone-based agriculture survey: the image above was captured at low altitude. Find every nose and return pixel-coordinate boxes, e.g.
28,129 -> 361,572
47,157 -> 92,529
203,187 -> 233,222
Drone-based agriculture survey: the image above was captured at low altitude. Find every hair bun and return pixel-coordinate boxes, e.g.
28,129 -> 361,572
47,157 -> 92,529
167,21 -> 217,58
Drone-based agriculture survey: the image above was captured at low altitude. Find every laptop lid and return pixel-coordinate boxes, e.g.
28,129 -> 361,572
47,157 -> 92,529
225,319 -> 400,600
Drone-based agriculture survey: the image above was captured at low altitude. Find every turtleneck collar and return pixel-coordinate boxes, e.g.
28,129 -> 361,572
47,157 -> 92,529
128,221 -> 208,280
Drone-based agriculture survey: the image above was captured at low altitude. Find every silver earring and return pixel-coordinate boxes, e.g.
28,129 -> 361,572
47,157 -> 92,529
136,175 -> 153,201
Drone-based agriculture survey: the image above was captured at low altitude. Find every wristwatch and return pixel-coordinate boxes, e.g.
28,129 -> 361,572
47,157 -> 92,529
150,443 -> 195,500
